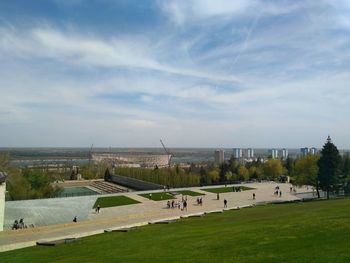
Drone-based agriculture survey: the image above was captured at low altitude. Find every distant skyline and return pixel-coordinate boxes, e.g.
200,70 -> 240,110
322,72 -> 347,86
0,1 -> 350,148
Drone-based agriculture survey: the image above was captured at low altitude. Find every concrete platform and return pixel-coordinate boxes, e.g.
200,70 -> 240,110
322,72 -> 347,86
0,183 -> 311,252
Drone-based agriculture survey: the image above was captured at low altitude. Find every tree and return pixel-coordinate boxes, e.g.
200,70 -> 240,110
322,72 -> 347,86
318,136 -> 341,199
237,165 -> 249,181
104,168 -> 112,182
219,162 -> 229,182
262,160 -> 284,180
284,157 -> 295,176
225,171 -> 233,182
294,155 -> 320,198
208,170 -> 220,183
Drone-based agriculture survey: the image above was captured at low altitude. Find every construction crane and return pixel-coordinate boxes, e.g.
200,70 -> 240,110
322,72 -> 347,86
160,139 -> 172,167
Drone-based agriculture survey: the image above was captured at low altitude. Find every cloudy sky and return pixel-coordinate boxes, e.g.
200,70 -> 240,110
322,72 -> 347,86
0,0 -> 349,148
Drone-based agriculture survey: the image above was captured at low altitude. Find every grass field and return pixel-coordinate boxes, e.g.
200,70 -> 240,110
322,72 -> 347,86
2,198 -> 350,263
173,190 -> 204,196
139,192 -> 175,201
201,186 -> 254,193
93,196 -> 140,208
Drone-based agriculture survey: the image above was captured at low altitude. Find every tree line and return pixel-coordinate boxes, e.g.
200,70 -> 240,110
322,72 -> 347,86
0,154 -> 63,200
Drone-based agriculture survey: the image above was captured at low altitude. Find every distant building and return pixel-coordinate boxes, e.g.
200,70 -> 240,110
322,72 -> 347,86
309,147 -> 317,155
91,153 -> 171,168
300,147 -> 309,156
214,150 -> 225,164
281,148 -> 288,160
269,149 -> 279,159
233,148 -> 243,159
246,148 -> 254,159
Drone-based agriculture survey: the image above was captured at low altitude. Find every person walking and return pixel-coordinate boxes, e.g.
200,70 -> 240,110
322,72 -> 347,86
224,199 -> 227,208
253,193 -> 256,200
217,193 -> 220,200
73,216 -> 77,223
279,191 -> 282,197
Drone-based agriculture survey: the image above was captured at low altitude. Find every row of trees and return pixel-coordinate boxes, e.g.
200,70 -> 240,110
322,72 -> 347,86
293,137 -> 350,199
0,154 -> 62,200
185,158 -> 286,186
113,166 -> 200,188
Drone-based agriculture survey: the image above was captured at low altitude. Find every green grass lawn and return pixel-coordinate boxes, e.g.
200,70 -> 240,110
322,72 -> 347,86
201,186 -> 254,193
93,196 -> 140,208
3,198 -> 350,263
174,190 -> 204,196
139,192 -> 175,201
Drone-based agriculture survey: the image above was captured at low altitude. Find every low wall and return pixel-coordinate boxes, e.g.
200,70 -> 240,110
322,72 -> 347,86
0,183 -> 5,231
110,174 -> 163,191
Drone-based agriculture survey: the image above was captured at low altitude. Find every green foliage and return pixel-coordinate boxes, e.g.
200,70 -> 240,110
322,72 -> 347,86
104,168 -> 112,182
318,137 -> 341,199
262,159 -> 284,180
207,169 -> 220,183
4,199 -> 350,263
175,190 -> 203,196
93,196 -> 140,208
80,163 -> 108,180
139,192 -> 175,201
115,167 -> 200,188
237,165 -> 249,181
224,171 -> 233,181
1,154 -> 62,200
284,157 -> 295,176
294,155 -> 319,187
201,186 -> 254,193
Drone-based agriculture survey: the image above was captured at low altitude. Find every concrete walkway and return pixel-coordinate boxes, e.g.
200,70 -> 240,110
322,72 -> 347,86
0,182 -> 310,252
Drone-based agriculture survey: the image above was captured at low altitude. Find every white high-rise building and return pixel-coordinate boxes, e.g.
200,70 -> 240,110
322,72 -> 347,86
214,150 -> 225,164
233,148 -> 243,159
309,147 -> 317,155
269,149 -> 279,159
300,147 -> 309,156
281,148 -> 288,160
246,148 -> 254,159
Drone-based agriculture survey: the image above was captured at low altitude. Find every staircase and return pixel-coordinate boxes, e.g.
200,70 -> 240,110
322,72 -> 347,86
90,181 -> 128,194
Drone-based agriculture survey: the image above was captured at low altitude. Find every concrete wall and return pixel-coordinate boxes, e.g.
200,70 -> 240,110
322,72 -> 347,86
0,183 -> 5,231
110,175 -> 163,191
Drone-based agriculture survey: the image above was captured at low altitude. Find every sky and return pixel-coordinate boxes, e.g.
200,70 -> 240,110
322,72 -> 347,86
0,0 -> 349,149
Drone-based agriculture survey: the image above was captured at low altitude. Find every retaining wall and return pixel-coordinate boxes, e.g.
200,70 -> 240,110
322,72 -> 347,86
110,175 -> 163,191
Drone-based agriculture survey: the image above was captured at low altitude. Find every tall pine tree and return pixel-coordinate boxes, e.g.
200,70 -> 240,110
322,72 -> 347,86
317,136 -> 341,199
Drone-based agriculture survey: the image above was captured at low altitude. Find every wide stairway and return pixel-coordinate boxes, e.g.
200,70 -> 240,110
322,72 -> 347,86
90,181 -> 128,194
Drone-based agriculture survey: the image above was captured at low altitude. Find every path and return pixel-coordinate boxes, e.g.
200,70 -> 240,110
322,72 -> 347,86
0,182 -> 309,252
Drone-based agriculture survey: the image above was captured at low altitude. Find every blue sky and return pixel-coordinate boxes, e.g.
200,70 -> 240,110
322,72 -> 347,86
0,0 -> 350,148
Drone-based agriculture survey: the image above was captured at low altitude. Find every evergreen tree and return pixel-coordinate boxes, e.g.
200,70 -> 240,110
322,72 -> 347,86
317,136 -> 341,199
104,168 -> 111,182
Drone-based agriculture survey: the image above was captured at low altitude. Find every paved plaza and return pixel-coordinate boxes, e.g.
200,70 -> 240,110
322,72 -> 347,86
0,182 -> 311,252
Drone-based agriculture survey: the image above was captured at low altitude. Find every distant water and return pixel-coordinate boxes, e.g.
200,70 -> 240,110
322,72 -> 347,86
2,147 -> 349,167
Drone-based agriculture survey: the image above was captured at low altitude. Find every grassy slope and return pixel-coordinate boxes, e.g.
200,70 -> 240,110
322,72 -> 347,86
202,186 -> 254,193
174,190 -> 204,196
139,192 -> 175,201
93,196 -> 140,208
2,199 -> 350,263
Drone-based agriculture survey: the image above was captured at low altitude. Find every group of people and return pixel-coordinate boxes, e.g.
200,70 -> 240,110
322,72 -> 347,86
290,186 -> 297,193
196,197 -> 203,206
274,186 -> 282,197
12,218 -> 27,230
166,199 -> 188,211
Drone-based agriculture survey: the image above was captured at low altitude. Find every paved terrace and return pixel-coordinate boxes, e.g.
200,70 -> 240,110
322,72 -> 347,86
0,182 -> 311,252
